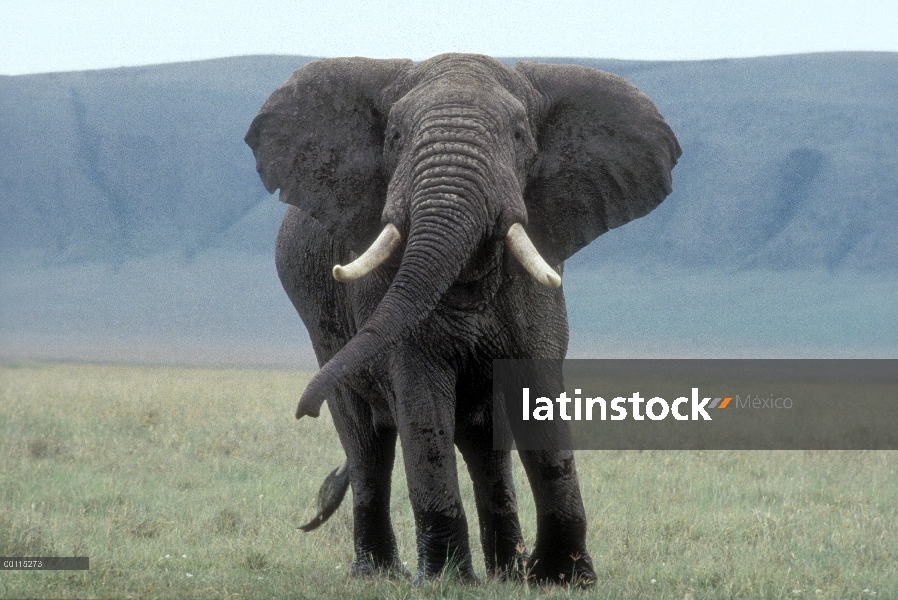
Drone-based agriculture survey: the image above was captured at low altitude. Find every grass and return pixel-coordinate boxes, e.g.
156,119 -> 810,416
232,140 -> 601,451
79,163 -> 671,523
0,363 -> 895,598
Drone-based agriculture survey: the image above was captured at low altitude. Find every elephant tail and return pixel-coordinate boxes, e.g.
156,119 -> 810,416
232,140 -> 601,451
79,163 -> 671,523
298,461 -> 350,532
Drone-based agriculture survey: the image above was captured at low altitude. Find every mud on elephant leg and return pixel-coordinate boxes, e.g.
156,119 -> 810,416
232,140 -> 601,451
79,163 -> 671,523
390,348 -> 476,584
326,387 -> 407,578
455,378 -> 527,580
455,396 -> 527,579
518,449 -> 596,587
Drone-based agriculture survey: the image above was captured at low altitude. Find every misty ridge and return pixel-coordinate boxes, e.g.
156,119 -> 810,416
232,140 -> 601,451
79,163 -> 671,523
1,53 -> 896,366
2,52 -> 896,269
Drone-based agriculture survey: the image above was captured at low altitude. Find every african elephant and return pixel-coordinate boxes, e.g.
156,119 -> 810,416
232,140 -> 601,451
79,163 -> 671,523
245,53 -> 679,585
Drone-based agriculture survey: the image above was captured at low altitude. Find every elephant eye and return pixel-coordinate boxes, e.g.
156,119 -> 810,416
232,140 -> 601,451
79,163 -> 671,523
392,131 -> 401,141
514,130 -> 522,141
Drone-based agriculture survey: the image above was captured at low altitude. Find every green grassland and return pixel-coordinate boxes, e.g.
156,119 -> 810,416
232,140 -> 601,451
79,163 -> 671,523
1,363 -> 895,598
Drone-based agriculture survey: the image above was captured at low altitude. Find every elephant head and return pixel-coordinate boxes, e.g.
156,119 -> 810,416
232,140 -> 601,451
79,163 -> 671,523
245,54 -> 680,417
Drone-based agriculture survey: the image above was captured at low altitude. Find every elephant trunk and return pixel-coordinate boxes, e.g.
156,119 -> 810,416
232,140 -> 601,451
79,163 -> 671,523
296,148 -> 488,418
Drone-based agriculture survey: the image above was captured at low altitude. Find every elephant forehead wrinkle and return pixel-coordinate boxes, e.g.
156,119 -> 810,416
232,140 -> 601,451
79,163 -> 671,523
415,127 -> 491,147
419,74 -> 512,108
419,102 -> 489,116
412,194 -> 484,215
413,140 -> 490,160
417,104 -> 502,127
413,181 -> 480,200
414,137 -> 490,154
419,106 -> 495,122
418,113 -> 498,136
412,158 -> 485,177
412,164 -> 490,200
413,143 -> 491,170
414,180 -> 483,200
420,104 -> 491,116
415,126 -> 491,145
412,172 -> 487,201
413,168 -> 489,198
412,154 -> 489,180
414,132 -> 493,156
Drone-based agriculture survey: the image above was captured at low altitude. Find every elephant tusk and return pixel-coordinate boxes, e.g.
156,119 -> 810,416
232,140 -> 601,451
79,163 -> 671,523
332,224 -> 402,282
506,223 -> 562,289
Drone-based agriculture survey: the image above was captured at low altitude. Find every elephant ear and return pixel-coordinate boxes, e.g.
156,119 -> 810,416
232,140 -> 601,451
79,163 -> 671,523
245,58 -> 413,252
515,62 -> 681,265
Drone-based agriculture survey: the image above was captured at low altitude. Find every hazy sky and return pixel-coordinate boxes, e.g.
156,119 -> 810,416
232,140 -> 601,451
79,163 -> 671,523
3,0 -> 897,75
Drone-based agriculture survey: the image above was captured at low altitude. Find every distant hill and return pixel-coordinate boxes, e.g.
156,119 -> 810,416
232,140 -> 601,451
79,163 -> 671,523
1,53 -> 896,269
2,54 -> 896,367
0,56 -> 300,262
566,53 -> 898,271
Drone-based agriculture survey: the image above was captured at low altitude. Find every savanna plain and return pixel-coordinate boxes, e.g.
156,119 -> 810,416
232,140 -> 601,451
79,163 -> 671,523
1,363 -> 895,599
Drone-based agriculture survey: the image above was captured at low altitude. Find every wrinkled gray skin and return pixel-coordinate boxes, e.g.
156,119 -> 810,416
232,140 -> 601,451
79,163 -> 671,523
245,53 -> 680,586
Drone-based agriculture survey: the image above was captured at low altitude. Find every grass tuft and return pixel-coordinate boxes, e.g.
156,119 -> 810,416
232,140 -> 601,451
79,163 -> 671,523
213,508 -> 243,535
0,510 -> 53,556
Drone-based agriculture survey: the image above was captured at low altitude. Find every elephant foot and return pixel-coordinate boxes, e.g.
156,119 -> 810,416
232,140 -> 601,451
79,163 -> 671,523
524,548 -> 596,588
408,509 -> 478,585
348,555 -> 409,580
489,540 -> 529,582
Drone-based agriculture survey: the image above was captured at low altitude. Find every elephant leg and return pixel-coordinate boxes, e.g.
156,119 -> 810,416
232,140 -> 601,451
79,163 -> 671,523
517,449 -> 596,587
390,347 -> 476,584
495,352 -> 596,586
455,421 -> 526,579
326,386 -> 405,578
